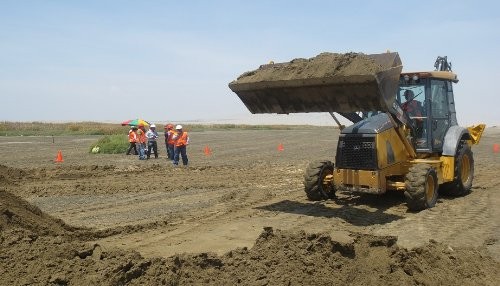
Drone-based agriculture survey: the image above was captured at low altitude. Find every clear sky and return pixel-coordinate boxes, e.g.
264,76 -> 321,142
1,0 -> 498,126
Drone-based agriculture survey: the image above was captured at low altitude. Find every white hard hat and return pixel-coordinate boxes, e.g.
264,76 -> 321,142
150,124 -> 156,128
175,125 -> 183,130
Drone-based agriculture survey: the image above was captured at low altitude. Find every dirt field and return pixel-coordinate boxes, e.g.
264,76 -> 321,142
1,127 -> 500,285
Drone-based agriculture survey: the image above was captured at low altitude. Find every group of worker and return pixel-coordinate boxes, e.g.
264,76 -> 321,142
126,124 -> 189,166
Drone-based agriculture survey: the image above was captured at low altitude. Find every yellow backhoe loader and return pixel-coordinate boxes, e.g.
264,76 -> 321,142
229,52 -> 485,210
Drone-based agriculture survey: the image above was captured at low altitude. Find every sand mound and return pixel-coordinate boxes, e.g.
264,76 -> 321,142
0,190 -> 78,236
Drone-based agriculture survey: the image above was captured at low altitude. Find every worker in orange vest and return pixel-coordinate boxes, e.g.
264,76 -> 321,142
126,126 -> 138,155
136,128 -> 147,160
138,124 -> 148,154
172,125 -> 189,166
164,124 -> 176,161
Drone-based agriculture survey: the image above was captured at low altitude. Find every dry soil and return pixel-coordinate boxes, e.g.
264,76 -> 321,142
232,52 -> 384,83
1,128 -> 499,285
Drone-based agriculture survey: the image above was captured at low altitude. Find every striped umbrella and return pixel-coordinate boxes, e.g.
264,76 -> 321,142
121,118 -> 151,127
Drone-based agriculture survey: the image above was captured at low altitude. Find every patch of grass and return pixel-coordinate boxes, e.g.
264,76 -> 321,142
89,135 -> 129,154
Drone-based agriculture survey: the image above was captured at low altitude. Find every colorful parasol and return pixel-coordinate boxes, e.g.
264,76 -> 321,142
121,118 -> 150,127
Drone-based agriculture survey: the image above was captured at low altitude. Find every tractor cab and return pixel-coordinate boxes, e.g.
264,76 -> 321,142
397,58 -> 459,153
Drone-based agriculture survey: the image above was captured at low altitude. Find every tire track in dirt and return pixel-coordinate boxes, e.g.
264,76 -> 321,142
93,173 -> 306,256
24,161 -> 305,234
370,138 -> 500,260
30,188 -> 234,229
374,184 -> 500,253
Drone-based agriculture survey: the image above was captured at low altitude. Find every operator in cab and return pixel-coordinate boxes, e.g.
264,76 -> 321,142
402,90 -> 423,118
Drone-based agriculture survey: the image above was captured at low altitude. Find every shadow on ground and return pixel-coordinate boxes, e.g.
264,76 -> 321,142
256,191 -> 406,226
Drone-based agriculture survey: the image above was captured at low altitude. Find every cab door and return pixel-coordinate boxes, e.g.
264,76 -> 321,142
397,85 -> 428,150
429,79 -> 450,151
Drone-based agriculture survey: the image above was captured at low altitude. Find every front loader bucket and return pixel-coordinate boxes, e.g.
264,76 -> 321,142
229,52 -> 403,114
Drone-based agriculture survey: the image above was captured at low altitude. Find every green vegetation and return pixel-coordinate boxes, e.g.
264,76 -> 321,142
0,121 -> 126,136
0,121 -> 337,136
89,135 -> 129,154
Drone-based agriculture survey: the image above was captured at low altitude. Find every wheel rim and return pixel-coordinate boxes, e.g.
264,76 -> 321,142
461,154 -> 471,185
320,169 -> 331,192
425,173 -> 436,203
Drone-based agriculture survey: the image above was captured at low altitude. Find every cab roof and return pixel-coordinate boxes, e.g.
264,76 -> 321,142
401,71 -> 459,83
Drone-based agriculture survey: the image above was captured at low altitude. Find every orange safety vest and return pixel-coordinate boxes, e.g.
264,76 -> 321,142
175,131 -> 189,147
137,130 -> 147,144
403,100 -> 422,117
128,130 -> 137,142
167,130 -> 177,145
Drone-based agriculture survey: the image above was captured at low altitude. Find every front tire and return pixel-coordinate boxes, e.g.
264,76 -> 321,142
304,160 -> 335,201
440,141 -> 474,196
404,164 -> 438,211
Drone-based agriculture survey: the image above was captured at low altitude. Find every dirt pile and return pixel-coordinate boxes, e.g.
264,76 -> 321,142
0,190 -> 78,236
233,52 -> 384,83
0,164 -> 26,185
143,228 -> 498,286
1,192 -> 498,286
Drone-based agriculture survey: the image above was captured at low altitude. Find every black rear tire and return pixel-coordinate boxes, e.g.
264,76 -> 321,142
304,160 -> 335,201
439,141 -> 474,196
404,164 -> 438,211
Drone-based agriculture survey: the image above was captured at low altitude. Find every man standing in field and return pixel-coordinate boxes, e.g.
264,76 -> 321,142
136,128 -> 147,160
172,125 -> 189,166
164,124 -> 176,161
146,124 -> 159,159
126,126 -> 138,155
